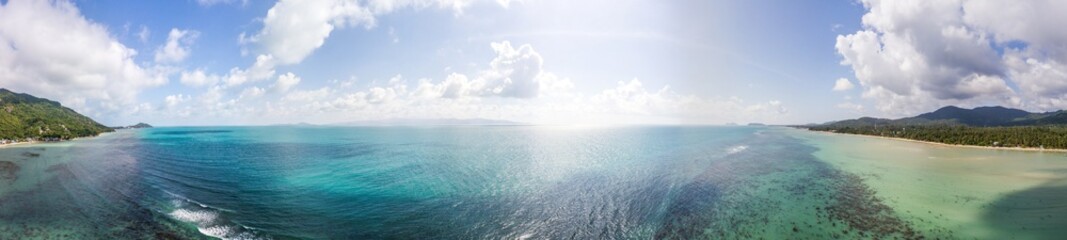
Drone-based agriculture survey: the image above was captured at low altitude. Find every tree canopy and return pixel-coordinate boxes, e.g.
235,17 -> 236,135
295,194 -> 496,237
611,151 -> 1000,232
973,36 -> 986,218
0,88 -> 113,141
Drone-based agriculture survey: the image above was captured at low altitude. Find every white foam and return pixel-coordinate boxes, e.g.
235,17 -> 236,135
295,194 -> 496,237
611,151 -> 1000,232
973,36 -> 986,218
163,190 -> 265,239
726,145 -> 748,155
169,205 -> 265,240
169,208 -> 219,225
198,225 -> 235,239
201,226 -> 262,240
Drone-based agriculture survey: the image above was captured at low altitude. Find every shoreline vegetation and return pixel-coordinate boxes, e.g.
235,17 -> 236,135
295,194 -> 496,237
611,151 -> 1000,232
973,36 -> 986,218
0,132 -> 112,148
1,89 -> 113,141
803,105 -> 1067,152
803,128 -> 1067,153
801,124 -> 1067,151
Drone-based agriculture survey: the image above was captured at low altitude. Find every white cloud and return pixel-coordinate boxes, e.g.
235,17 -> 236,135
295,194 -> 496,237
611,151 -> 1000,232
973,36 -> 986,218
436,73 -> 475,98
282,87 -> 333,103
586,79 -> 788,124
240,86 -> 265,99
838,0 -> 1067,116
165,94 -> 190,108
411,41 -> 571,99
242,0 -> 376,66
223,54 -> 276,87
832,78 -> 855,91
243,0 -> 503,67
592,79 -> 665,115
155,28 -> 199,63
961,1 -> 1067,63
0,0 -> 166,119
483,41 -> 543,98
180,69 -> 220,87
836,102 -> 864,112
366,0 -> 476,16
495,0 -> 520,9
748,100 -> 788,114
138,41 -> 788,125
836,0 -> 1010,105
137,25 -> 150,43
271,72 -> 301,93
215,0 -> 509,91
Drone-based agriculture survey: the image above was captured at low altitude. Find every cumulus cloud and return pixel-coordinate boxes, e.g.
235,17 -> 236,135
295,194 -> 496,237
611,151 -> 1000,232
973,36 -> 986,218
180,69 -> 221,87
408,41 -> 571,99
240,86 -> 265,99
241,0 -> 501,68
144,41 -> 789,125
209,0 -> 509,92
592,79 -> 670,115
837,0 -> 1067,115
243,0 -> 374,65
164,94 -> 190,108
484,41 -> 543,98
155,28 -> 199,63
271,72 -> 301,93
583,79 -> 787,124
0,0 -> 166,118
224,54 -> 276,87
961,1 -> 1067,63
832,78 -> 854,91
365,0 -> 477,16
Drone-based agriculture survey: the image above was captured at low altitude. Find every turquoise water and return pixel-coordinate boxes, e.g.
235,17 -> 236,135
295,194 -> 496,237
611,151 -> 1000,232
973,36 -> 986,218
1,126 -> 1065,239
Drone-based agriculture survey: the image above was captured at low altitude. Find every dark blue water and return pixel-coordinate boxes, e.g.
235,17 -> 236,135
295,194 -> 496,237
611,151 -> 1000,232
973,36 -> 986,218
0,126 -> 929,239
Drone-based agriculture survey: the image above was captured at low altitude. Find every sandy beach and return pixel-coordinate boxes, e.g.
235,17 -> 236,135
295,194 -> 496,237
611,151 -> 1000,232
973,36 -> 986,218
0,141 -> 41,148
0,132 -> 113,148
808,130 -> 1067,153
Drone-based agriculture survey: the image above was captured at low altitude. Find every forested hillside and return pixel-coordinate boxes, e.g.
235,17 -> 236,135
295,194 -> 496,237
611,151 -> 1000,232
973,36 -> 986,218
0,88 -> 113,141
806,106 -> 1067,149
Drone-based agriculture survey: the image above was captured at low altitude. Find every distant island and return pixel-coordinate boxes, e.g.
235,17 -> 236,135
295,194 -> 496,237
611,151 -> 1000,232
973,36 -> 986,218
0,88 -> 113,144
335,118 -> 525,126
112,122 -> 154,130
802,106 -> 1067,149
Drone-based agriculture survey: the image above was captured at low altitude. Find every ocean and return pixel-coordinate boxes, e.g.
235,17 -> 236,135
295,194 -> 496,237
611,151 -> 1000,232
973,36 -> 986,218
1,126 -> 1066,239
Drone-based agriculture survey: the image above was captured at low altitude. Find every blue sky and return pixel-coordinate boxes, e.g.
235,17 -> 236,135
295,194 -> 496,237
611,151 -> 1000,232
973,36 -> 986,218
2,0 -> 1066,126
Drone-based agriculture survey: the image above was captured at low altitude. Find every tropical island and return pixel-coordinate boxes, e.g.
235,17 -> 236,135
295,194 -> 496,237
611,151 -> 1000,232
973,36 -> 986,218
112,122 -> 154,130
801,106 -> 1067,149
0,88 -> 113,144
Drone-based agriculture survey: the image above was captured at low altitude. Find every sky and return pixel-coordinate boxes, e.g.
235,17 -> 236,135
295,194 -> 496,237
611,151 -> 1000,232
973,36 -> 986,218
1,0 -> 1065,126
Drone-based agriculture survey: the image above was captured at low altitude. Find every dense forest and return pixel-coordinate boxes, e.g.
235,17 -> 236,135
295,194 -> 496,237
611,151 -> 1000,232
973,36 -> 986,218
0,88 -> 113,141
806,106 -> 1067,149
807,124 -> 1067,149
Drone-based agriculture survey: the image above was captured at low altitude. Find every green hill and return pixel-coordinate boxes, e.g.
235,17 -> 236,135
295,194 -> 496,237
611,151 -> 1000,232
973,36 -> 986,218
817,106 -> 1067,128
806,106 -> 1067,149
0,88 -> 113,141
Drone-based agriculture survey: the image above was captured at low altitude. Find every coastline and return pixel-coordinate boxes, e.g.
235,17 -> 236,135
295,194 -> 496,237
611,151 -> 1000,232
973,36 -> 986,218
0,141 -> 38,148
0,132 -> 113,148
807,129 -> 1067,153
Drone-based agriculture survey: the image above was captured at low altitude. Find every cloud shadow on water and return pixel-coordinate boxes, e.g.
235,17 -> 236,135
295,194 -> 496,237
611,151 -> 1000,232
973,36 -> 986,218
981,177 -> 1067,239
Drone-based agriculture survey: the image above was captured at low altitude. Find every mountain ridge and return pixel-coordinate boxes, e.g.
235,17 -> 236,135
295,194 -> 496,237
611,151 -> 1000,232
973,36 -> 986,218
821,105 -> 1067,127
806,105 -> 1067,149
334,118 -> 526,126
0,88 -> 113,142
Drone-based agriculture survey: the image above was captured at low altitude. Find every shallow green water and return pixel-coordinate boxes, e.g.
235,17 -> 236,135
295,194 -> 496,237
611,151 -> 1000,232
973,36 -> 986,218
799,130 -> 1067,239
0,126 -> 1065,239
